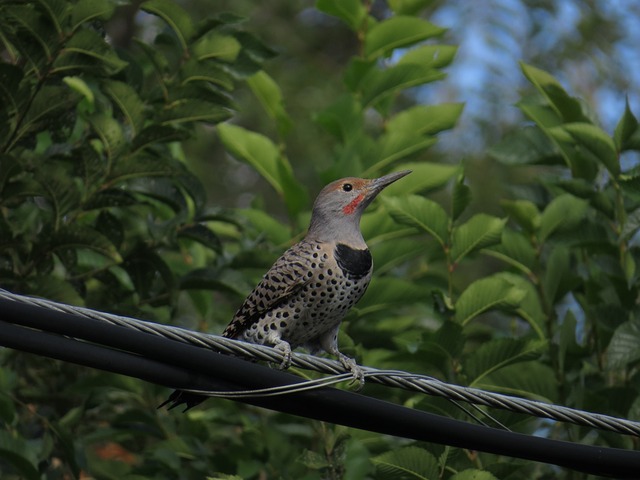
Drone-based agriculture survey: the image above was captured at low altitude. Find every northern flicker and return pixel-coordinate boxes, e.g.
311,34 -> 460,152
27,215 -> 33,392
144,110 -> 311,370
162,170 -> 411,410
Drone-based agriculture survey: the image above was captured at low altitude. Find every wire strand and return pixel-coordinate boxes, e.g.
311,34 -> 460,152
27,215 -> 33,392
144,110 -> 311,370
1,288 -> 639,437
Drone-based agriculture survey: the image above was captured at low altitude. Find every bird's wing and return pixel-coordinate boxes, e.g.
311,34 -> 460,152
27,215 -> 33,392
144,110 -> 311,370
222,242 -> 315,338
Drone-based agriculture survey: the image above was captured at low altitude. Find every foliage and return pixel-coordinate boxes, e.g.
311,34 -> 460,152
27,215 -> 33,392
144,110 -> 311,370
1,0 -> 640,479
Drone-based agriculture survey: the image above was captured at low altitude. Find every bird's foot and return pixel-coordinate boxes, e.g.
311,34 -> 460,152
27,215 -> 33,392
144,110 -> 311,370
338,353 -> 365,391
274,340 -> 292,370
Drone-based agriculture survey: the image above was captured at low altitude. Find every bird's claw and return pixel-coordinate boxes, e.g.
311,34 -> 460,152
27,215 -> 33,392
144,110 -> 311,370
339,353 -> 365,391
274,341 -> 292,370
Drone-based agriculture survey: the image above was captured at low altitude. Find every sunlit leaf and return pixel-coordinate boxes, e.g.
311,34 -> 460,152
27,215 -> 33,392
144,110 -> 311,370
364,16 -> 446,59
381,163 -> 459,196
217,123 -> 307,216
397,44 -> 458,69
450,469 -> 499,480
247,70 -> 293,136
316,0 -> 367,31
553,123 -> 619,177
192,31 -> 241,62
361,64 -> 445,107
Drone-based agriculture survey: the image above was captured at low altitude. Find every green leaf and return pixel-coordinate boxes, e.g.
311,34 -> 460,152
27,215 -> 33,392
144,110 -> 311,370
454,275 -> 526,325
450,470 -> 499,480
500,272 -> 546,338
489,126 -> 563,166
15,86 -> 78,143
178,224 -> 222,252
554,123 -> 619,177
451,214 -> 506,263
132,125 -> 190,152
70,0 -> 115,31
465,338 -> 547,385
0,64 -> 24,116
452,174 -> 471,221
361,64 -> 445,107
60,28 -> 128,74
500,199 -> 540,233
386,103 -> 464,137
192,31 -> 241,61
239,208 -> 291,245
364,16 -> 446,59
141,0 -> 194,52
30,276 -> 85,306
606,320 -> 640,370
381,163 -> 459,196
102,80 -> 145,135
47,225 -> 122,263
159,100 -> 232,125
0,431 -> 41,480
217,124 -> 307,216
487,228 -> 535,274
543,245 -> 570,304
35,0 -> 68,34
63,76 -> 94,105
356,277 -> 426,315
614,98 -> 639,151
180,59 -> 234,90
397,44 -> 458,69
623,249 -> 636,289
480,361 -> 558,403
247,70 -> 293,137
520,62 -> 589,123
315,0 -> 367,31
538,194 -> 589,242
381,195 -> 449,248
621,207 -> 640,241
372,446 -> 439,480
87,113 -> 125,159
314,94 -> 363,141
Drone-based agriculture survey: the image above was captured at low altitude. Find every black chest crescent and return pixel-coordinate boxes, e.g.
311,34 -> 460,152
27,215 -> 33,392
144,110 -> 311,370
334,243 -> 372,280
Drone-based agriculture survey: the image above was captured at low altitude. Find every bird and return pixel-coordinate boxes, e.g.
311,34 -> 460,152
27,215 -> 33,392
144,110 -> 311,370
161,170 -> 411,410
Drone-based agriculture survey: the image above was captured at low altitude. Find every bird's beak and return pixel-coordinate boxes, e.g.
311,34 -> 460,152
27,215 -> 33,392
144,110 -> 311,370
369,170 -> 412,193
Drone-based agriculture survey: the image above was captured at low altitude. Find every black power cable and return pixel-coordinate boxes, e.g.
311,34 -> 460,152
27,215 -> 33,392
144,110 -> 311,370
1,298 -> 640,478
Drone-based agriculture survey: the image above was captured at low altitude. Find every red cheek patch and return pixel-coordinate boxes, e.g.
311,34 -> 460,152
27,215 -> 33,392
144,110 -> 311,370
342,193 -> 364,215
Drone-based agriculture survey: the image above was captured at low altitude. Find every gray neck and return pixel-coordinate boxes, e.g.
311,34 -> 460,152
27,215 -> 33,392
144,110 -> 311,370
306,209 -> 367,248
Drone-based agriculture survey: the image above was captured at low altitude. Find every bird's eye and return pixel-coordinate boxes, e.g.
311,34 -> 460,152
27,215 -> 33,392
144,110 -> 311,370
342,183 -> 353,192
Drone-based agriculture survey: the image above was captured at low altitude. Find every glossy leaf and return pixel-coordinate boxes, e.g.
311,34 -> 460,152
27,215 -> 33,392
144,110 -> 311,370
607,320 -> 640,369
614,98 -> 639,151
501,199 -> 540,233
102,80 -> 146,135
451,174 -> 471,221
217,123 -> 307,216
455,275 -> 526,325
315,0 -> 367,31
539,194 -> 589,242
382,195 -> 449,248
61,28 -> 128,74
247,70 -> 293,136
141,0 -> 194,52
381,162 -> 459,195
555,123 -> 619,177
364,16 -> 446,59
192,31 -> 241,61
386,103 -> 464,137
520,62 -> 589,123
360,64 -> 445,107
451,214 -> 506,263
398,44 -> 458,69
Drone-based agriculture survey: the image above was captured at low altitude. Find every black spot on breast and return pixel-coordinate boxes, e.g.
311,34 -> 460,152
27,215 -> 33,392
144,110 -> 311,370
334,243 -> 372,280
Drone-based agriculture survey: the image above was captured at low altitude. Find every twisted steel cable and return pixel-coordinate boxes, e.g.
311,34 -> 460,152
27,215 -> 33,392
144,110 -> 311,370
1,288 -> 639,437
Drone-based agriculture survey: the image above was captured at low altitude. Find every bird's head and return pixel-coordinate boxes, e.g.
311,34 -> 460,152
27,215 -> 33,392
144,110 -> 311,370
307,170 -> 411,243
